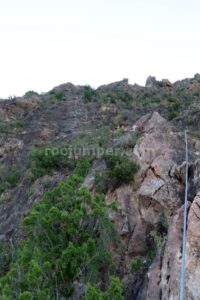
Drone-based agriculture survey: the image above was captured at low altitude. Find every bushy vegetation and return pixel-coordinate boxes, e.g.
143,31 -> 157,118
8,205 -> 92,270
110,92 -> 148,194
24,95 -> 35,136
146,229 -> 167,266
0,167 -> 21,194
150,230 -> 166,255
24,91 -> 39,98
0,158 -> 123,299
0,120 -> 23,133
101,92 -> 117,104
84,277 -> 123,300
104,153 -> 140,184
193,90 -> 200,97
101,91 -> 134,105
0,241 -> 13,277
73,126 -> 111,149
131,256 -> 143,272
91,83 -> 195,129
168,97 -> 182,119
94,154 -> 140,193
38,80 -> 198,135
49,90 -> 65,101
83,85 -> 96,102
145,226 -> 168,267
117,91 -> 134,104
159,213 -> 168,231
28,144 -> 75,179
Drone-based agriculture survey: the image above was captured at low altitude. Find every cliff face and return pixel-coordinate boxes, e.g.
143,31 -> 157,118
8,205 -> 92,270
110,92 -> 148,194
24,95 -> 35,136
0,76 -> 200,299
84,111 -> 200,300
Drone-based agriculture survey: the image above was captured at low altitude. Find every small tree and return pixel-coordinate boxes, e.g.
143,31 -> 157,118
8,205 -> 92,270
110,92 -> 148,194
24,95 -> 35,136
104,154 -> 140,184
24,91 -> 39,98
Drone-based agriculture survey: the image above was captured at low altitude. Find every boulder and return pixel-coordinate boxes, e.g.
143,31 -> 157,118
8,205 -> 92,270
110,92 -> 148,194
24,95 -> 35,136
132,111 -> 168,134
162,79 -> 173,88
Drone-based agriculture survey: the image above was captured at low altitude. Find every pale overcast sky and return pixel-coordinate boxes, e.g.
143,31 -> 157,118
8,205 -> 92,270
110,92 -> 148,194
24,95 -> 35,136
0,0 -> 200,98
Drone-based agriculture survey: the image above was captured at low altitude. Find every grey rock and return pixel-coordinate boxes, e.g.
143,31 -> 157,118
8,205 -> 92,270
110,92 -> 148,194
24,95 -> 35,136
113,132 -> 136,148
145,76 -> 158,88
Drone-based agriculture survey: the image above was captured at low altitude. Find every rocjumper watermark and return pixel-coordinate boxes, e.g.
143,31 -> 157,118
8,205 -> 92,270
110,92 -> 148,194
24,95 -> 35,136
44,146 -> 134,159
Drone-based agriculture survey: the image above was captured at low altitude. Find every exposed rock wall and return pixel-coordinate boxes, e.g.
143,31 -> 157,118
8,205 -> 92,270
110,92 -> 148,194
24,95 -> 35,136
106,112 -> 200,299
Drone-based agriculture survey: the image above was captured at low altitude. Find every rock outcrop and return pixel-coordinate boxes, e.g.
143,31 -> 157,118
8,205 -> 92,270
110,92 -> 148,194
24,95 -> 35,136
145,76 -> 158,88
106,112 -> 199,299
81,110 -> 200,299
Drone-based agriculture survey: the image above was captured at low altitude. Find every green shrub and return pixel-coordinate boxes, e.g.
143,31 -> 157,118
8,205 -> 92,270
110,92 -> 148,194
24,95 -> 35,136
29,144 -> 75,179
0,241 -> 13,277
193,91 -> 200,97
0,120 -> 23,133
101,91 -> 134,105
108,201 -> 118,211
0,158 -> 121,299
4,170 -> 20,186
145,229 -> 167,267
168,96 -> 179,103
146,249 -> 157,267
101,92 -> 117,104
94,154 -> 139,192
0,168 -> 21,194
175,87 -> 185,95
24,91 -> 39,98
73,127 -> 111,149
84,86 -> 95,102
150,230 -> 166,255
18,292 -> 32,300
104,154 -> 140,184
0,181 -> 9,194
110,114 -> 124,128
118,91 -> 134,104
169,100 -> 181,119
131,256 -> 143,272
49,90 -> 65,100
159,213 -> 168,230
84,277 -> 123,300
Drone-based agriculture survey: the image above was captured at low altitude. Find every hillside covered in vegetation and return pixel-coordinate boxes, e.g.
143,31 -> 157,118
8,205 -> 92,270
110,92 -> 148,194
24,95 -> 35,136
0,75 -> 200,299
